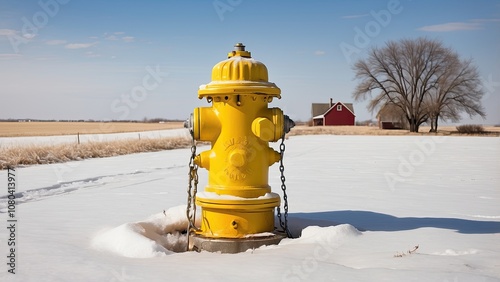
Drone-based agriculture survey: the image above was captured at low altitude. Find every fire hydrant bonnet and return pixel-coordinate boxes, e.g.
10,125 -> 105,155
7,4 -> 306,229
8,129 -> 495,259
198,43 -> 281,97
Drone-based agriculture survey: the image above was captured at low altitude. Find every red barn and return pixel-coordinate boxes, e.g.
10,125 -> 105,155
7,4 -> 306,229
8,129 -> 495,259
311,99 -> 355,126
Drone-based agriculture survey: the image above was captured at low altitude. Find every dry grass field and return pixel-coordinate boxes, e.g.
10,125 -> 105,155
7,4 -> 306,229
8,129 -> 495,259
0,121 -> 189,169
0,137 -> 191,170
0,121 -> 184,137
2,122 -> 498,138
289,125 -> 500,136
1,122 -> 498,169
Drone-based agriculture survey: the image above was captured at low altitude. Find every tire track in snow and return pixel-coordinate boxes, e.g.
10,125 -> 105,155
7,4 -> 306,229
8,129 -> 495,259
0,165 -> 183,212
0,177 -> 106,212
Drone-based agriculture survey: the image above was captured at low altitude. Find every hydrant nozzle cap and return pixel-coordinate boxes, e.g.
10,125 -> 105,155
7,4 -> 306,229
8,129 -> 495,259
228,43 -> 251,58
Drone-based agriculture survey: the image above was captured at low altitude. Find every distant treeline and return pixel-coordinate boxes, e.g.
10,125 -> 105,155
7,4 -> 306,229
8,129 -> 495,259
0,118 -> 184,123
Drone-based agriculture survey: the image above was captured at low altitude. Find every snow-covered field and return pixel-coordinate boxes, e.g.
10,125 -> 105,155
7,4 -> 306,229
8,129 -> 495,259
0,134 -> 499,281
0,128 -> 190,147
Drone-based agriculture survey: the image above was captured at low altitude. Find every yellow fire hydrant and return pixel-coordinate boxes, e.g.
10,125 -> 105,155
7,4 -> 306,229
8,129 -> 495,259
186,43 -> 294,253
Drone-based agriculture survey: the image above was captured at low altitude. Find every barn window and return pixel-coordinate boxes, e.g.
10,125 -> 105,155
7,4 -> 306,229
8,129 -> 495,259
337,105 -> 342,111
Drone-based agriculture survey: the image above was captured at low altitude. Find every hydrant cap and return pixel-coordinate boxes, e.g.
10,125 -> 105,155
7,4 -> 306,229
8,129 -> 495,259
198,43 -> 281,98
227,43 -> 251,58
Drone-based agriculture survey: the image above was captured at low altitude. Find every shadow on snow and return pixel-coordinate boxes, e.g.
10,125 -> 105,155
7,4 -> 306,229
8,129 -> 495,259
290,210 -> 500,235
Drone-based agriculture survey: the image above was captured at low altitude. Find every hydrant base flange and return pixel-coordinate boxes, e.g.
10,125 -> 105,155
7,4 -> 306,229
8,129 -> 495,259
189,232 -> 285,254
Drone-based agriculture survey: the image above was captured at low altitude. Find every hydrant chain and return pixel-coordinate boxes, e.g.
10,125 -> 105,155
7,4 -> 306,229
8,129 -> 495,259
277,134 -> 292,238
186,137 -> 199,251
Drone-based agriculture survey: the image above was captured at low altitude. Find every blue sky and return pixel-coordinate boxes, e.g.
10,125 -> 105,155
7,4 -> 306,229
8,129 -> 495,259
0,0 -> 499,124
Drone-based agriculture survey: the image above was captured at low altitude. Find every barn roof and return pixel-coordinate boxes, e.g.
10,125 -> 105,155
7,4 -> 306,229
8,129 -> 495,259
311,103 -> 331,117
344,103 -> 355,114
311,102 -> 355,117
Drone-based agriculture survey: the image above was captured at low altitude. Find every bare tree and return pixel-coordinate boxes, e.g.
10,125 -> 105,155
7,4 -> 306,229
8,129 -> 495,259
352,37 -> 485,132
424,58 -> 485,132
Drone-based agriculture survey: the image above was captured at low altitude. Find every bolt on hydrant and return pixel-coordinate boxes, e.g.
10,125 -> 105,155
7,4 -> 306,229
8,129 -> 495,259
185,43 -> 294,253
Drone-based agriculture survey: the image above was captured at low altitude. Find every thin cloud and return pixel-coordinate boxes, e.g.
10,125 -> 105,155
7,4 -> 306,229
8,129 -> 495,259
105,35 -> 119,40
0,29 -> 36,41
122,36 -> 135,43
0,29 -> 17,36
85,51 -> 101,58
0,53 -> 22,60
65,42 -> 98,49
471,18 -> 500,23
45,39 -> 67,45
314,50 -> 326,56
35,57 -> 56,61
418,22 -> 482,32
23,33 -> 36,39
103,32 -> 135,42
341,14 -> 369,19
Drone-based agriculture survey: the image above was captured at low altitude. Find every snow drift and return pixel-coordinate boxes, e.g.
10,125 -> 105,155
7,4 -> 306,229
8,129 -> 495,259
91,204 -> 362,258
92,205 -> 196,257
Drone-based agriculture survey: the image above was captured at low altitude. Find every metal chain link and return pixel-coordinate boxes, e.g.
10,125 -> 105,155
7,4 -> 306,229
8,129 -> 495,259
276,134 -> 292,238
186,137 -> 199,251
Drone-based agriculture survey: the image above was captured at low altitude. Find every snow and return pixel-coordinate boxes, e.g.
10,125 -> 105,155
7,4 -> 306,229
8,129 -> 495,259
196,191 -> 280,200
0,128 -> 190,147
91,205 -> 193,258
0,134 -> 499,281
